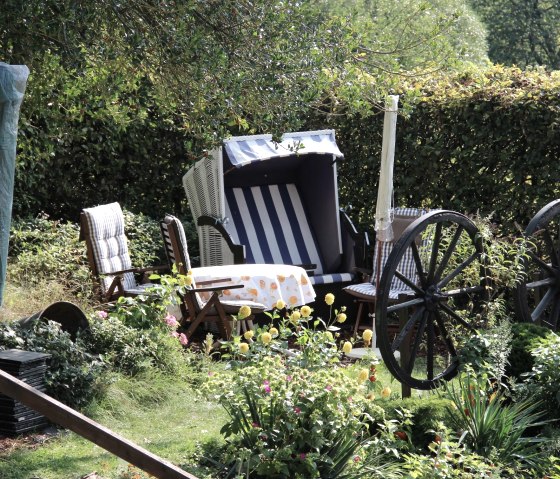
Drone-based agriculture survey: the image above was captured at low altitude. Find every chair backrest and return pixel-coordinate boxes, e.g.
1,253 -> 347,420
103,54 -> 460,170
160,215 -> 206,311
224,183 -> 325,272
160,214 -> 192,276
81,202 -> 137,294
372,207 -> 426,295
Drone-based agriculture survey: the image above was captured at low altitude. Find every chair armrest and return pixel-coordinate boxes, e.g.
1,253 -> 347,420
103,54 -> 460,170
100,265 -> 168,276
188,284 -> 244,293
197,215 -> 246,264
294,264 -> 316,275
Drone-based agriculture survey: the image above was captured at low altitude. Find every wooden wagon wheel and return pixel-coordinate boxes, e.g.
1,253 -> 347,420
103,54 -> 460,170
375,210 -> 489,390
514,199 -> 560,331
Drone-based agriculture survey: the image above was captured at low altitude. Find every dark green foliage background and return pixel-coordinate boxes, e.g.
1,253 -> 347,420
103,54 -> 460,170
10,64 -> 560,237
309,66 -> 560,235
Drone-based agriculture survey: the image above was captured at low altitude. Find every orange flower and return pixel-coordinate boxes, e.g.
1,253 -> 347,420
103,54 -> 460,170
289,295 -> 298,305
248,288 -> 258,296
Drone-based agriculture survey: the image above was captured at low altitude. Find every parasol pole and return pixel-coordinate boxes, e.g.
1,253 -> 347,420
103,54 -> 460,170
372,95 -> 400,346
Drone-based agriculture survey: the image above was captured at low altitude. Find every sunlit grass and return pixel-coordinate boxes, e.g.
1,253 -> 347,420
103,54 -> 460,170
0,371 -> 226,479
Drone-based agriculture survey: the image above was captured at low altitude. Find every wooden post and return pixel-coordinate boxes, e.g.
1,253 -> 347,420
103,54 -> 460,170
0,369 -> 198,479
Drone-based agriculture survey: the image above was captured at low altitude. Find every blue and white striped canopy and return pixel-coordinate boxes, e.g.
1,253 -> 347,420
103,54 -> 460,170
223,130 -> 344,168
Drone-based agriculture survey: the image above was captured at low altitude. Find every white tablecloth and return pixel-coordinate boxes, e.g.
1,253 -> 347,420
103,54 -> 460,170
192,263 -> 316,309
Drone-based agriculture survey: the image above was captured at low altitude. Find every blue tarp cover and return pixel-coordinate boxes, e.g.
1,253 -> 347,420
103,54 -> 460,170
0,63 -> 29,305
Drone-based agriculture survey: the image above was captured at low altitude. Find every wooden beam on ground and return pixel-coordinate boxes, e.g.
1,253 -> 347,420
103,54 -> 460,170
0,369 -> 198,479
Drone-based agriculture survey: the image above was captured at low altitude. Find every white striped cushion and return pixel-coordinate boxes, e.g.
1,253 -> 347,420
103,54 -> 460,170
82,202 -> 136,293
225,184 -> 325,273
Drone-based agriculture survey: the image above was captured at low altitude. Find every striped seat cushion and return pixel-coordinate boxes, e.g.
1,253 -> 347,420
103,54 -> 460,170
82,202 -> 137,293
225,183 -> 353,286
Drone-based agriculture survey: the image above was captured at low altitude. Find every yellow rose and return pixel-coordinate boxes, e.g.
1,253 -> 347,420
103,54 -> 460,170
324,293 -> 335,306
358,369 -> 368,383
301,305 -> 312,318
239,343 -> 249,354
243,330 -> 254,340
238,305 -> 252,320
362,329 -> 373,342
290,311 -> 301,324
324,331 -> 334,342
366,392 -> 376,400
270,327 -> 279,336
276,299 -> 286,310
337,313 -> 347,323
261,332 -> 272,344
381,387 -> 391,399
342,341 -> 352,354
180,274 -> 193,287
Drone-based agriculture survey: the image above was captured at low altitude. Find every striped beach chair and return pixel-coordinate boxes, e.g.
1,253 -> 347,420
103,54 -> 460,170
183,130 -> 368,292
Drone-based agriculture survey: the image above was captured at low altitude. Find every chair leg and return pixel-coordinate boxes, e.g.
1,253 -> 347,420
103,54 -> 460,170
353,302 -> 365,337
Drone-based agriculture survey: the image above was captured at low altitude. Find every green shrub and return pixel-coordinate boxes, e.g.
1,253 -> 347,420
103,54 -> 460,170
506,322 -> 551,379
8,214 -> 91,297
380,396 -> 452,449
0,320 -> 102,408
443,372 -> 550,471
518,331 -> 560,420
8,210 -> 166,299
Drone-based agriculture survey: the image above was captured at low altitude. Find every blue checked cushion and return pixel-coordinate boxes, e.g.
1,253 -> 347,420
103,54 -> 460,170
344,207 -> 426,300
83,202 -> 137,294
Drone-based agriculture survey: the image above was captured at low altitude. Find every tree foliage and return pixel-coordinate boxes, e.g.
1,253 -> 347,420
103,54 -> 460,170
470,0 -> 560,69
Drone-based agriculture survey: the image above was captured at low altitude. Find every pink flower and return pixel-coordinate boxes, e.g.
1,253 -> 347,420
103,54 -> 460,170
264,385 -> 271,394
171,331 -> 179,338
294,407 -> 301,414
179,333 -> 188,346
164,314 -> 179,329
353,455 -> 361,463
97,310 -> 108,319
285,375 -> 293,382
299,453 -> 306,460
263,380 -> 270,386
325,385 -> 333,391
252,422 -> 261,428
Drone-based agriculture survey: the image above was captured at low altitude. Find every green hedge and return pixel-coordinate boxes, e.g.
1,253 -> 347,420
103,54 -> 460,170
14,61 -> 560,238
309,65 -> 560,234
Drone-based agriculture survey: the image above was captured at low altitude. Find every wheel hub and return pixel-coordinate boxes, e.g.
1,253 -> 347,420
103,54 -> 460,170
424,285 -> 444,312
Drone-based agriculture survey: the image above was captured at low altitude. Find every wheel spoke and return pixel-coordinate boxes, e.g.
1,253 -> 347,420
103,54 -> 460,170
545,295 -> 560,330
406,310 -> 428,374
427,313 -> 434,381
434,310 -> 457,357
411,241 -> 427,288
427,223 -> 443,283
395,270 -> 424,295
528,251 -> 555,276
391,307 -> 425,352
387,297 -> 424,313
531,287 -> 556,322
437,252 -> 478,289
440,303 -> 473,330
434,226 -> 464,283
525,277 -> 556,289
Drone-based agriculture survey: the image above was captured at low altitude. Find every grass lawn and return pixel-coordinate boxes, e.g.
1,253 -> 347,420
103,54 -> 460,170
0,372 -> 227,479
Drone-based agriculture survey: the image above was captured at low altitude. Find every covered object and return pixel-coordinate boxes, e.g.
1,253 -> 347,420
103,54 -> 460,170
183,130 -> 368,289
0,63 -> 29,305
